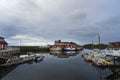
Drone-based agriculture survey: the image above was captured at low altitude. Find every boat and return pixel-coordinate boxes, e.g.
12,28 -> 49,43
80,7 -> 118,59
106,49 -> 120,57
49,46 -> 63,51
50,50 -> 63,55
91,57 -> 107,66
63,44 -> 82,51
82,33 -> 101,62
91,54 -> 115,67
82,53 -> 93,62
34,55 -> 44,62
63,46 -> 76,51
64,51 -> 77,54
82,49 -> 100,62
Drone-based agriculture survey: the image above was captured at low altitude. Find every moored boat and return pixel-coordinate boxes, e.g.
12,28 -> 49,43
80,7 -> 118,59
64,47 -> 76,51
82,53 -> 93,62
82,49 -> 99,62
106,49 -> 120,57
49,46 -> 63,51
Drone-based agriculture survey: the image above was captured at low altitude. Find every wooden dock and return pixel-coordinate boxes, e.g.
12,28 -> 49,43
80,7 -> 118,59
91,57 -> 120,67
0,54 -> 44,67
0,48 -> 20,56
0,57 -> 34,67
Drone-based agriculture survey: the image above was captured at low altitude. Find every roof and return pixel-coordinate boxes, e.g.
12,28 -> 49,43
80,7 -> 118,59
109,42 -> 120,47
0,37 -> 4,39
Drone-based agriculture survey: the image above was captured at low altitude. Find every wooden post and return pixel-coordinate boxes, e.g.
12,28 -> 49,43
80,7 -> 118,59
113,56 -> 116,67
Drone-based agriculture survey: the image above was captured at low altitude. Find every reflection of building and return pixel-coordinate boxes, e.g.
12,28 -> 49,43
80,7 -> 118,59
105,67 -> 120,80
0,65 -> 18,79
50,50 -> 81,58
50,40 -> 82,51
92,63 -> 120,80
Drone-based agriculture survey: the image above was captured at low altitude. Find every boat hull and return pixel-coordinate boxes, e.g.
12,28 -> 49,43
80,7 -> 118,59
63,48 -> 76,51
50,47 -> 62,51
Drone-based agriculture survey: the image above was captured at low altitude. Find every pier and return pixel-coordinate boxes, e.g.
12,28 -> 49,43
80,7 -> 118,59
0,48 -> 20,56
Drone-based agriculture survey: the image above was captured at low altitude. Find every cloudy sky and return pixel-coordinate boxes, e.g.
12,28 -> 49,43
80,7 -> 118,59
0,0 -> 120,46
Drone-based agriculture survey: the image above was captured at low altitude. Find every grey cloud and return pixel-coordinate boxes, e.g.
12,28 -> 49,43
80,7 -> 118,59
100,16 -> 120,28
0,0 -> 120,45
67,27 -> 98,42
97,16 -> 120,43
67,10 -> 87,22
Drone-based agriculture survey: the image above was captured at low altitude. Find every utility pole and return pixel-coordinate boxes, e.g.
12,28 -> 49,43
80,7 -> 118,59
20,40 -> 21,52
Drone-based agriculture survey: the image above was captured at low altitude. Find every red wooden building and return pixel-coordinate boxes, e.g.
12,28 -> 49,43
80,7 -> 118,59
0,37 -> 8,50
109,42 -> 120,48
50,40 -> 82,51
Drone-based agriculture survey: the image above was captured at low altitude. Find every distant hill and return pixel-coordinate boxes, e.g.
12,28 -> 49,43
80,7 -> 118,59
10,46 -> 49,52
83,44 -> 108,49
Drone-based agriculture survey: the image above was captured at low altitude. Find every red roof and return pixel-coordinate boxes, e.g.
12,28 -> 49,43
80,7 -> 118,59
109,42 -> 120,47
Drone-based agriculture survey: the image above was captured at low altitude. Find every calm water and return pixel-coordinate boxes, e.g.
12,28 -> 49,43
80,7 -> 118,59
0,50 -> 119,80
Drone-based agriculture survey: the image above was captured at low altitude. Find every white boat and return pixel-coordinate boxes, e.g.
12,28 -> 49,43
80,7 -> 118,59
20,52 -> 44,61
34,55 -> 45,62
82,49 -> 101,62
50,46 -> 62,51
106,49 -> 120,57
50,50 -> 62,55
64,51 -> 76,54
64,47 -> 76,51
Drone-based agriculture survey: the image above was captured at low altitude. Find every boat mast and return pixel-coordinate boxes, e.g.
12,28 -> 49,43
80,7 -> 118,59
92,40 -> 94,50
98,33 -> 100,52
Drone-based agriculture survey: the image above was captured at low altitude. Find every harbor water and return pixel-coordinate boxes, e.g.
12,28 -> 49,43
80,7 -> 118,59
0,49 -> 119,80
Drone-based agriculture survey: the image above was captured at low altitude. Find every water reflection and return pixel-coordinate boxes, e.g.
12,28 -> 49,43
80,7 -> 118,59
0,58 -> 44,80
0,65 -> 18,79
91,61 -> 120,80
50,51 -> 81,58
0,53 -> 45,80
105,67 -> 120,80
0,50 -> 120,80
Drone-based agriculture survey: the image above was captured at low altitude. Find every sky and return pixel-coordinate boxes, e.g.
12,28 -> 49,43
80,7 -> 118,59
0,0 -> 120,46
